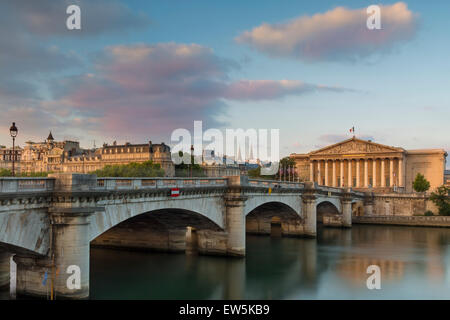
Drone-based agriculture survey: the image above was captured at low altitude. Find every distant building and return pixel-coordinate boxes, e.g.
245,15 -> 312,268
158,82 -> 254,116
0,145 -> 22,171
201,149 -> 240,177
291,137 -> 447,193
445,170 -> 450,188
12,132 -> 175,176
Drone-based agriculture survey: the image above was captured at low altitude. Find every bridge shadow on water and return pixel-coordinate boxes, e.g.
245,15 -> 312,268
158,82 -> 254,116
89,224 -> 450,300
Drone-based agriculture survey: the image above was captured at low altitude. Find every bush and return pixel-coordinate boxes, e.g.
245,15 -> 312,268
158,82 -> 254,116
413,173 -> 430,192
0,169 -> 50,177
424,210 -> 434,216
0,168 -> 13,177
91,161 -> 165,177
430,186 -> 450,216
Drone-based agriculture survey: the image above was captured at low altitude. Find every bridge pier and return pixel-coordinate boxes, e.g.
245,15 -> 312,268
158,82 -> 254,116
0,249 -> 11,289
363,192 -> 375,216
342,190 -> 353,227
14,208 -> 93,299
225,176 -> 248,257
302,182 -> 317,237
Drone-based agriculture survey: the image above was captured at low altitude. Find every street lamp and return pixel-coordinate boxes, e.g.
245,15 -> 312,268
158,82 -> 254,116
9,122 -> 18,176
190,144 -> 194,177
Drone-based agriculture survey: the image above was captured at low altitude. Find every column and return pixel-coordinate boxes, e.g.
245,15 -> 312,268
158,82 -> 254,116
317,160 -> 321,185
340,160 -> 344,187
332,160 -> 337,187
372,159 -> 377,188
356,159 -> 360,187
398,157 -> 404,187
324,161 -> 329,186
381,159 -> 386,187
364,159 -> 369,188
347,160 -> 352,187
389,158 -> 394,187
309,161 -> 314,182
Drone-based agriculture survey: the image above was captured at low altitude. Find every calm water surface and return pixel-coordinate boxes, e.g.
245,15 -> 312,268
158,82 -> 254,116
88,225 -> 450,300
2,225 -> 450,299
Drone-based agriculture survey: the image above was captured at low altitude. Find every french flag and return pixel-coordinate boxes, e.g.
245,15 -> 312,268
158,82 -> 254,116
171,188 -> 180,197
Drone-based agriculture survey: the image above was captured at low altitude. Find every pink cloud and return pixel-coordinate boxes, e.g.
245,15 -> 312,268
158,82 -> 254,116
236,2 -> 418,62
45,43 -> 349,139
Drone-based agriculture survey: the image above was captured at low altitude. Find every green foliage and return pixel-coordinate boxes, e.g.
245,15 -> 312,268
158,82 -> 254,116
280,156 -> 296,167
0,169 -> 50,177
173,151 -> 206,177
91,161 -> 165,177
430,185 -> 450,216
424,210 -> 434,216
0,168 -> 12,177
413,173 -> 430,192
247,166 -> 276,180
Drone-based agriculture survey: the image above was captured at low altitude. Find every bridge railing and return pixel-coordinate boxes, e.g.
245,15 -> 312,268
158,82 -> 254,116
94,177 -> 228,191
248,179 -> 304,189
0,177 -> 55,193
318,186 -> 344,193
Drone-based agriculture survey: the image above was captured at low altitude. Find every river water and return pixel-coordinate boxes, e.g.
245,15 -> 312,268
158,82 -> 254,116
2,225 -> 450,300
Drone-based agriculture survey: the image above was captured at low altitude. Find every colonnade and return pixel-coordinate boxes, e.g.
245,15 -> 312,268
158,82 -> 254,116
309,157 -> 404,188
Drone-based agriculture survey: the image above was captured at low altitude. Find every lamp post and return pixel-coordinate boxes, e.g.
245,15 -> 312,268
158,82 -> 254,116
9,122 -> 18,176
190,144 -> 194,178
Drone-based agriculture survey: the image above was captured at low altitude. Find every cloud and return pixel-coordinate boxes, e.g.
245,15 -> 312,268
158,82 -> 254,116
224,80 -> 349,101
46,43 -> 350,139
1,0 -> 150,36
0,0 -> 152,144
236,2 -> 418,62
0,0 -> 150,96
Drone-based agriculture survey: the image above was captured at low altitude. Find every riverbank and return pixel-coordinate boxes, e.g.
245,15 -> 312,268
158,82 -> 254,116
352,215 -> 450,227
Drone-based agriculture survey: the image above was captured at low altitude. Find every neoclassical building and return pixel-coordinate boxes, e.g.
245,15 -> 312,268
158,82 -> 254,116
17,133 -> 175,177
291,137 -> 447,193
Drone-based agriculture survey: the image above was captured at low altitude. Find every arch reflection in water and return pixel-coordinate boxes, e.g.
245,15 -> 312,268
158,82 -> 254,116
87,225 -> 450,300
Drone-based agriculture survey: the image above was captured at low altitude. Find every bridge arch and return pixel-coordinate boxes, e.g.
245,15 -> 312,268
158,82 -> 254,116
90,207 -> 224,253
89,196 -> 225,241
244,195 -> 302,217
245,200 -> 304,237
316,200 -> 341,224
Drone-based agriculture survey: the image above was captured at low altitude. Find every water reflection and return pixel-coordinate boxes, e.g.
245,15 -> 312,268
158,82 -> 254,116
2,225 -> 450,300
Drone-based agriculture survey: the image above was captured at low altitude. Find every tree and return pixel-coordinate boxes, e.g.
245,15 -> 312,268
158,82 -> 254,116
0,169 -> 50,177
91,161 -> 165,177
173,151 -> 205,177
0,168 -> 12,177
430,185 -> 450,216
412,173 -> 430,192
247,166 -> 276,180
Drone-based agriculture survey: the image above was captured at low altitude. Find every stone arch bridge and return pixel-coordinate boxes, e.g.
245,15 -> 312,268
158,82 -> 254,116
0,174 -> 372,299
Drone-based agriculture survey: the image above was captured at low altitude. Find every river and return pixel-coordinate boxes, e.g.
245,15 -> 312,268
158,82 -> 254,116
2,224 -> 450,300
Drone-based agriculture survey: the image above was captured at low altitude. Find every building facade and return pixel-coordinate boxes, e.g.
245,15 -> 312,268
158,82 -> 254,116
444,170 -> 450,188
16,133 -> 175,176
0,145 -> 22,171
291,137 -> 447,193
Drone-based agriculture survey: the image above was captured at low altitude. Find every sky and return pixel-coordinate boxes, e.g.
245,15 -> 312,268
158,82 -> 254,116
0,1 -> 449,167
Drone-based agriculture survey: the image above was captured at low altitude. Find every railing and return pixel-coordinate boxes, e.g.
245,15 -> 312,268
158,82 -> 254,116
0,178 -> 55,193
94,177 -> 228,191
0,176 -> 362,196
248,179 -> 304,189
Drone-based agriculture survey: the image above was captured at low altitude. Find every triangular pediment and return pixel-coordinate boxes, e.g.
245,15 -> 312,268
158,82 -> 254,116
311,138 -> 403,155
